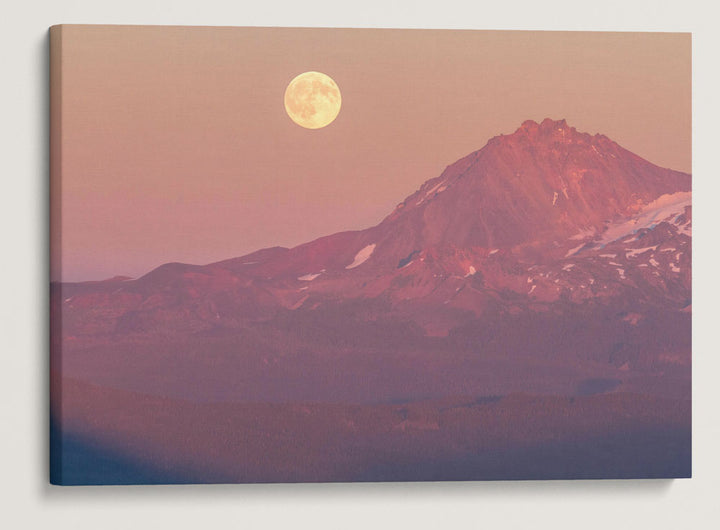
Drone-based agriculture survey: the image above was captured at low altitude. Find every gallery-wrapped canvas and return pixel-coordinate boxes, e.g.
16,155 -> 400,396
49,25 -> 691,485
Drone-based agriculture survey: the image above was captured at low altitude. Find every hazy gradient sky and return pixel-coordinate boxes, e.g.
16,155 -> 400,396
53,26 -> 690,281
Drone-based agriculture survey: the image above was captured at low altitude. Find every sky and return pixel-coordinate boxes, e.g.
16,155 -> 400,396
52,26 -> 691,282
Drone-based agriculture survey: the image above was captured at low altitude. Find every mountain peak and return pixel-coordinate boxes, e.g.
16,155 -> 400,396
506,118 -> 580,142
520,117 -> 569,131
482,118 -> 619,158
375,118 -> 691,257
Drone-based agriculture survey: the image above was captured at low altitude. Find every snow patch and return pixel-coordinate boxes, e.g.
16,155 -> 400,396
649,258 -> 660,267
346,244 -> 376,269
598,191 -> 691,246
288,295 -> 310,310
529,285 -> 536,294
465,265 -> 477,277
298,273 -> 321,281
626,246 -> 658,258
552,191 -> 558,206
600,254 -> 616,258
617,268 -> 626,279
562,263 -> 575,271
565,243 -> 585,258
425,182 -> 443,197
676,220 -> 692,236
670,263 -> 681,273
489,249 -> 499,255
418,181 -> 447,205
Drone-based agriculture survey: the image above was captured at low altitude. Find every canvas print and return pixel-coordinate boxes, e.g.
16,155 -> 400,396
49,25 -> 691,484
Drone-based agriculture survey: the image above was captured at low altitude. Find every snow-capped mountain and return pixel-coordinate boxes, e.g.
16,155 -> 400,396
55,119 -> 691,339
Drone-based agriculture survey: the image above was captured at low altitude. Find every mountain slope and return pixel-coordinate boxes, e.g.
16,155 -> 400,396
370,119 -> 689,264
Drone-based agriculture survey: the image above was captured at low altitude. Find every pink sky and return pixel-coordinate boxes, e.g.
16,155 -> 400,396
51,26 -> 690,282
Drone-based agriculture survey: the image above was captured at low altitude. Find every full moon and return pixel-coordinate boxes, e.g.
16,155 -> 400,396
284,71 -> 341,129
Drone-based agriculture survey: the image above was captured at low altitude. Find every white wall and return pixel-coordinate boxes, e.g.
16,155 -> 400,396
2,1 -> 718,528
